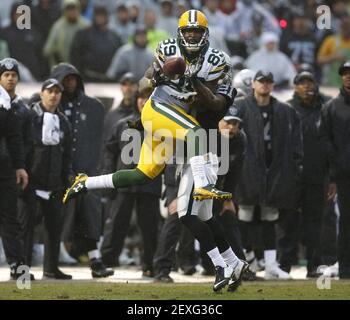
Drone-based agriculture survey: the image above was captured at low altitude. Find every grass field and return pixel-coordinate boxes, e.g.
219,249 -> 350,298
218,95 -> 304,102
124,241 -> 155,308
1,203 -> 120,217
0,280 -> 350,300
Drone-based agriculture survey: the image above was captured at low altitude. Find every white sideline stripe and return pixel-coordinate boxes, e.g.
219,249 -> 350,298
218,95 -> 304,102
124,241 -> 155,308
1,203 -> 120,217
154,102 -> 195,129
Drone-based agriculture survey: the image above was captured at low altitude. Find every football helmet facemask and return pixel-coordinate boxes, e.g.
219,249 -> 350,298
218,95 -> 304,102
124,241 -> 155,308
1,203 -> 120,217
177,10 -> 209,55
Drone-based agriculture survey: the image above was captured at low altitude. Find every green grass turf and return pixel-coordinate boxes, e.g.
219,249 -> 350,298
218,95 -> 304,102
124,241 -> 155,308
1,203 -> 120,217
0,280 -> 350,300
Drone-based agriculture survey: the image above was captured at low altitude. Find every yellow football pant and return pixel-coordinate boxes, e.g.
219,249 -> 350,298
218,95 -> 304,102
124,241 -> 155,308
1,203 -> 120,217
137,98 -> 200,179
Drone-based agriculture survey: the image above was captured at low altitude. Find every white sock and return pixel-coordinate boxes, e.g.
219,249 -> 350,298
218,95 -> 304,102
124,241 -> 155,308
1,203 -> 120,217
264,249 -> 277,268
85,174 -> 114,190
189,155 -> 208,188
221,248 -> 239,268
207,247 -> 226,268
88,249 -> 101,261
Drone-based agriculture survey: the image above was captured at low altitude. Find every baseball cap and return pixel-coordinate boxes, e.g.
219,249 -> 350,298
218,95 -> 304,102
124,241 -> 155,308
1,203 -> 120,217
223,105 -> 242,122
254,70 -> 274,83
338,61 -> 350,75
120,72 -> 137,84
41,78 -> 64,92
294,71 -> 315,85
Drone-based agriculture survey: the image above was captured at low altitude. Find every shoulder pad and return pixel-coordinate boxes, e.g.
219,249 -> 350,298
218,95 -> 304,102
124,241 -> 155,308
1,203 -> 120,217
199,48 -> 226,82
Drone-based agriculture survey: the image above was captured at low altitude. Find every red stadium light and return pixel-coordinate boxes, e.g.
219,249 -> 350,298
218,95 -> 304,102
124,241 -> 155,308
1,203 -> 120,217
280,19 -> 288,28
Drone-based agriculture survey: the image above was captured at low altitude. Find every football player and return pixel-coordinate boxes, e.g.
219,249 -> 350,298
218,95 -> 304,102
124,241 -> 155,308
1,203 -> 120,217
173,51 -> 248,292
63,10 -> 232,204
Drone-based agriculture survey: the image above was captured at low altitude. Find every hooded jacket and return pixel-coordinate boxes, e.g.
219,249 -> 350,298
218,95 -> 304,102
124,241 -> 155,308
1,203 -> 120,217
235,94 -> 303,209
50,63 -> 105,175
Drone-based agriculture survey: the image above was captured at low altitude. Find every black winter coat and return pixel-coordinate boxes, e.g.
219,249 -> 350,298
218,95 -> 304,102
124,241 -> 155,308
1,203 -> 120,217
27,102 -> 72,191
235,94 -> 303,209
0,107 -> 24,174
319,88 -> 350,180
0,96 -> 30,179
288,93 -> 331,185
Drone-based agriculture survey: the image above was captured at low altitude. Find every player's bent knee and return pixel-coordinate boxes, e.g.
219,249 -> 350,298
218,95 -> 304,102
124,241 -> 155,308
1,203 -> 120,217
134,168 -> 153,184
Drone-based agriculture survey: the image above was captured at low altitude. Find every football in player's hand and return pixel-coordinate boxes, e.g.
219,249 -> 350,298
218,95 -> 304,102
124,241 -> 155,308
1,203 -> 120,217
163,57 -> 186,80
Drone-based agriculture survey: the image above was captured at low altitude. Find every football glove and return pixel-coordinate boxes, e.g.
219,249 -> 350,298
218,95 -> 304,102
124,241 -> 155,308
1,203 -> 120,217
151,62 -> 166,87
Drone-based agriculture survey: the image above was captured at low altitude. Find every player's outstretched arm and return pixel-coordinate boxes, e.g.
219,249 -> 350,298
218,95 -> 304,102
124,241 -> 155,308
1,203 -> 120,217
139,59 -> 165,93
190,77 -> 227,111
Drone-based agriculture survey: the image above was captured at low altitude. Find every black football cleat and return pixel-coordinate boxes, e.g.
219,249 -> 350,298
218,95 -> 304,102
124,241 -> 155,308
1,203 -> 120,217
213,265 -> 234,292
227,260 -> 249,292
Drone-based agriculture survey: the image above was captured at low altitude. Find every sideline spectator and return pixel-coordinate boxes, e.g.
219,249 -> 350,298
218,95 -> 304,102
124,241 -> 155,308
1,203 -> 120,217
0,59 -> 32,269
235,70 -> 303,280
278,71 -> 331,278
0,58 -> 33,281
50,63 -> 113,278
319,61 -> 350,279
20,79 -> 72,280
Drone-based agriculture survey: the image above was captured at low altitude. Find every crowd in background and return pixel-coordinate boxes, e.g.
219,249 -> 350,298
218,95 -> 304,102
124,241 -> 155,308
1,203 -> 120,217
0,0 -> 350,281
0,0 -> 349,85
